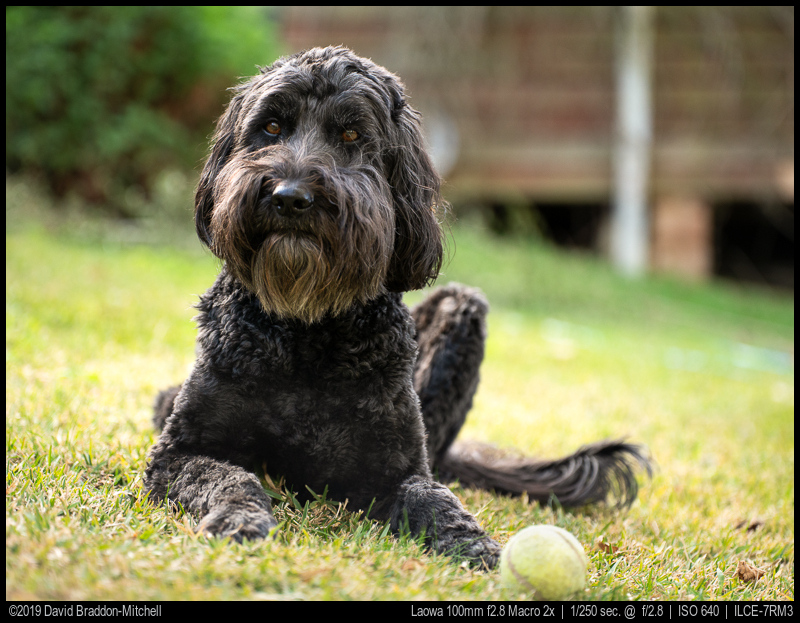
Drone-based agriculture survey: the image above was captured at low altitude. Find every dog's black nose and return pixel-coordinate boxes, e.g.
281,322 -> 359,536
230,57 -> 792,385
270,182 -> 313,217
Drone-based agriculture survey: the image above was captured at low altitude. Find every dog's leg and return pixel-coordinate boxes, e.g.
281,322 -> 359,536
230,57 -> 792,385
411,283 -> 488,466
152,384 -> 182,431
388,475 -> 501,568
145,436 -> 277,542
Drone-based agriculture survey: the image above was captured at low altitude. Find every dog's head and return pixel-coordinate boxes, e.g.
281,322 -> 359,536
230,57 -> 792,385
195,46 -> 444,323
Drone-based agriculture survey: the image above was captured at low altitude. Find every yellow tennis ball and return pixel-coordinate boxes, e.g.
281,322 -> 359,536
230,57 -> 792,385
500,525 -> 588,600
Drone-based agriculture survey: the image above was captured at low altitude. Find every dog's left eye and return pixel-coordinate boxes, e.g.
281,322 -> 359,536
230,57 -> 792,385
265,121 -> 282,136
341,129 -> 359,142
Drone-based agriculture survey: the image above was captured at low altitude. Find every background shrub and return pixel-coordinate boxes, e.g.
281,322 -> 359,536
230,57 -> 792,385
6,6 -> 279,215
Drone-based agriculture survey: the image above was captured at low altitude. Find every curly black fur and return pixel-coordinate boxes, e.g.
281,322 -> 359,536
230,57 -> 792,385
144,46 -> 650,569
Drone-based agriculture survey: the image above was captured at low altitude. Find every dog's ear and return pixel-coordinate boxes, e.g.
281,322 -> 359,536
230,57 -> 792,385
384,89 -> 445,293
195,91 -> 245,248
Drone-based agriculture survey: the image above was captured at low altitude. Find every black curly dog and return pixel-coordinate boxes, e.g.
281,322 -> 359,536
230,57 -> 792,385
145,46 -> 650,568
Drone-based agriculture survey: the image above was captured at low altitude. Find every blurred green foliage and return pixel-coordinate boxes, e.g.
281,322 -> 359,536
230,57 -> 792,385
6,6 -> 280,214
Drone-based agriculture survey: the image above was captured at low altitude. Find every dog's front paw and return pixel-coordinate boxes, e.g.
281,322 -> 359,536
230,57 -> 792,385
197,503 -> 278,543
444,534 -> 502,570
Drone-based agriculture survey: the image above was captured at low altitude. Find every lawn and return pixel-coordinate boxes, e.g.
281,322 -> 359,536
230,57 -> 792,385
6,187 -> 794,601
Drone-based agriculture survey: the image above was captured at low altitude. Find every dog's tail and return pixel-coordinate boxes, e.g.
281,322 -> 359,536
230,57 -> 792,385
436,439 -> 652,508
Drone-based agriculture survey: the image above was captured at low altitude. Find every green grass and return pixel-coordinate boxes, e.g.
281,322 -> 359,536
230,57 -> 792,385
6,189 -> 794,600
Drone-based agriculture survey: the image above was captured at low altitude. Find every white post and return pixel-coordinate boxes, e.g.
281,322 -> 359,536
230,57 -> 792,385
610,5 -> 654,277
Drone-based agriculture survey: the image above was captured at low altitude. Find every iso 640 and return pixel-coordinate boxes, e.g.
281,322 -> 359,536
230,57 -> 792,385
678,605 -> 720,617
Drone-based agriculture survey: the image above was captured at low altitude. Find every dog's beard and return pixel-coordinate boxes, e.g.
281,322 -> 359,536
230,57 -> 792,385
249,232 -> 356,323
238,227 -> 389,324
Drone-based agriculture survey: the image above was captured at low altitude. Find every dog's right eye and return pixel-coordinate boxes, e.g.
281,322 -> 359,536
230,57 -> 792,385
341,129 -> 359,143
265,121 -> 281,136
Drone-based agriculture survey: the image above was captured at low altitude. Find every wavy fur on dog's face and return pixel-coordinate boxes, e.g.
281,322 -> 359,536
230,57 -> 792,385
194,46 -> 444,323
